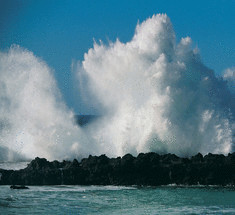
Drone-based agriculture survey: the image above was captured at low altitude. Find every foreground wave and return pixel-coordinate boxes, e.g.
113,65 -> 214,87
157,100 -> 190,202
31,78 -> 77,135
0,152 -> 235,186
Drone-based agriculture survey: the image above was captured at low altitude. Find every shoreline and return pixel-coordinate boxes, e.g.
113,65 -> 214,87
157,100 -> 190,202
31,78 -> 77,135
0,152 -> 235,186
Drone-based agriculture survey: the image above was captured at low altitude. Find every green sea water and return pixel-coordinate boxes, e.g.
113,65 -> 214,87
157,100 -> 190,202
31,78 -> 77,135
0,185 -> 235,215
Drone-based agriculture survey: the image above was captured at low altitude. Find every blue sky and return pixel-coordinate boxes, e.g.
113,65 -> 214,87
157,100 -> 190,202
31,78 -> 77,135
0,0 -> 234,114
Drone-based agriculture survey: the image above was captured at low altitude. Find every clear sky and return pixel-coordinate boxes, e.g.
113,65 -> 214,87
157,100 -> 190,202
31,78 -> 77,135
0,0 -> 234,114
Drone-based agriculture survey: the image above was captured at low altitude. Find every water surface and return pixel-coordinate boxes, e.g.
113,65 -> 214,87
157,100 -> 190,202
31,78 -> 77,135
0,185 -> 235,214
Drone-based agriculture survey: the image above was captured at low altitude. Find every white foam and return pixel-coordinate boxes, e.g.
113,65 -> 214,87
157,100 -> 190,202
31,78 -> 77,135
79,14 -> 234,157
0,46 -> 96,161
0,14 -> 234,161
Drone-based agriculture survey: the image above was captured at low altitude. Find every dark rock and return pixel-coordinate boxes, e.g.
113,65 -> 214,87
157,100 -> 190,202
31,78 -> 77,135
0,152 -> 235,186
26,157 -> 51,170
10,185 -> 29,189
51,160 -> 61,169
191,153 -> 203,163
161,153 -> 179,164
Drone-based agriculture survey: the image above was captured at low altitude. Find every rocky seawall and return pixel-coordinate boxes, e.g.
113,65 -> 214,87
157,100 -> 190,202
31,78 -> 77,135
0,152 -> 235,186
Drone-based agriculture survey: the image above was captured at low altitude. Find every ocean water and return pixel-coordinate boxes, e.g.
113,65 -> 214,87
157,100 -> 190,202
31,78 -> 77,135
0,185 -> 235,215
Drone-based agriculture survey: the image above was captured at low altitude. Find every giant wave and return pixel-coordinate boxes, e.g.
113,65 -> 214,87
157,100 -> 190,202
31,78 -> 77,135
0,14 -> 234,161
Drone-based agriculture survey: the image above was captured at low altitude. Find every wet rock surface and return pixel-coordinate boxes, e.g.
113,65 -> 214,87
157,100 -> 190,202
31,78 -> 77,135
0,152 -> 235,186
10,185 -> 29,189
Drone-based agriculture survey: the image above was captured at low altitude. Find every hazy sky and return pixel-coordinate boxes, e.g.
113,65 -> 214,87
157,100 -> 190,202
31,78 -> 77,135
0,0 -> 234,114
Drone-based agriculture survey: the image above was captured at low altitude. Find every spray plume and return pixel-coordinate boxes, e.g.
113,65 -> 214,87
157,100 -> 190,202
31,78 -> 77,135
79,14 -> 234,157
0,14 -> 234,161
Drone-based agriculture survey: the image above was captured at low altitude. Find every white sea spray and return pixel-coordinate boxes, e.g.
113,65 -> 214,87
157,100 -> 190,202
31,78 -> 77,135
0,14 -> 234,161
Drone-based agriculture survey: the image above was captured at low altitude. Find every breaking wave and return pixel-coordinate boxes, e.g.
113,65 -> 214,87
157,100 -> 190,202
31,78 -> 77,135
0,14 -> 234,161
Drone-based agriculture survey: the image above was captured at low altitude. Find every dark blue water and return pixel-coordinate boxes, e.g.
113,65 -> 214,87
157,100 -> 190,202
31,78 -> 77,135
0,185 -> 235,214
